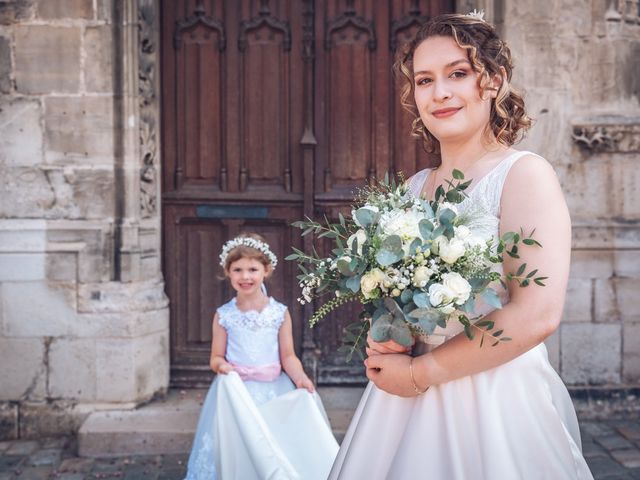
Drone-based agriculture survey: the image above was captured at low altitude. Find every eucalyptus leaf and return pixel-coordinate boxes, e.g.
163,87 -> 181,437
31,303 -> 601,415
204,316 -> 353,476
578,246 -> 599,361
400,288 -> 414,304
413,292 -> 430,308
376,249 -> 403,266
346,275 -> 361,293
355,208 -> 376,227
481,288 -> 503,309
337,258 -> 354,276
419,219 -> 434,239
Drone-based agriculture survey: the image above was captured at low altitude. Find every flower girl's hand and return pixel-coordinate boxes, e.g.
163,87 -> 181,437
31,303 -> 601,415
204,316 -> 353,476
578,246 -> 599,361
218,363 -> 234,375
364,353 -> 418,398
366,332 -> 413,356
296,376 -> 315,393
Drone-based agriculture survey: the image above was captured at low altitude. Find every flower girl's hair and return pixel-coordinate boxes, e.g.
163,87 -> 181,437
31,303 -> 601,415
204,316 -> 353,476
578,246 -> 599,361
396,13 -> 532,155
220,233 -> 276,276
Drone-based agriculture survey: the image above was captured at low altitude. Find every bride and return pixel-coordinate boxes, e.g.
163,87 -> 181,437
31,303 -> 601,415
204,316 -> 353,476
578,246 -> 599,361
328,12 -> 593,480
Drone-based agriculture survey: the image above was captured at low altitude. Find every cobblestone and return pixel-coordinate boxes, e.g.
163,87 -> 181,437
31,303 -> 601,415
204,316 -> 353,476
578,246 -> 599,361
0,417 -> 638,478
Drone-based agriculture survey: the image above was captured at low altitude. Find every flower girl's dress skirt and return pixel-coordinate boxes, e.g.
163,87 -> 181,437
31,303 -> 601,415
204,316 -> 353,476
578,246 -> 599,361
186,371 -> 338,480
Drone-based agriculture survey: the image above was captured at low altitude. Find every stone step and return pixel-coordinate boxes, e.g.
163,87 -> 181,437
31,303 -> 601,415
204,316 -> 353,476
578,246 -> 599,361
78,386 -> 365,458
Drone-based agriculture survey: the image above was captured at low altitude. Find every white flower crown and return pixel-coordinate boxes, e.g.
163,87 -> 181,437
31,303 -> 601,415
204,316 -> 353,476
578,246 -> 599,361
219,236 -> 278,269
466,9 -> 486,21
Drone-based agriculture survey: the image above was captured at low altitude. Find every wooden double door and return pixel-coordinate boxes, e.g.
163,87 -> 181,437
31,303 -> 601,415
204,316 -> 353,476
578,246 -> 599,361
161,0 -> 452,387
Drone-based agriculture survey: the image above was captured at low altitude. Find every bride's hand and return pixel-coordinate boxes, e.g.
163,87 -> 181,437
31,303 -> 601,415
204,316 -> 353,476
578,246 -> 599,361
365,353 -> 423,398
365,332 -> 413,357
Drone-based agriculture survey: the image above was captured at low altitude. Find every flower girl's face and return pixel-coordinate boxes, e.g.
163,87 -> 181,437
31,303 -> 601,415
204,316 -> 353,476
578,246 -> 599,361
227,256 -> 271,296
412,35 -> 495,145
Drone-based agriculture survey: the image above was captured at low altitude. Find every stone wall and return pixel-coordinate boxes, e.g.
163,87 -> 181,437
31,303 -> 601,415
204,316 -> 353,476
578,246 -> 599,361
494,0 -> 640,385
0,0 -> 169,439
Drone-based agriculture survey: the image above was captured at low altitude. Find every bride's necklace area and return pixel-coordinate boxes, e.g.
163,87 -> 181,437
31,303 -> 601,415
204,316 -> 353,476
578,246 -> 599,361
422,148 -> 498,200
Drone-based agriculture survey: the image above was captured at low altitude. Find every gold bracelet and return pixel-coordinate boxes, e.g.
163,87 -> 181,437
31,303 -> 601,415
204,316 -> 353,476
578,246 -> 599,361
409,358 -> 429,395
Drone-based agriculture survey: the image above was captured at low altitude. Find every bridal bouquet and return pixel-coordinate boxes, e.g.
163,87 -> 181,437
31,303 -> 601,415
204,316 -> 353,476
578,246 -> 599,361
286,172 -> 546,361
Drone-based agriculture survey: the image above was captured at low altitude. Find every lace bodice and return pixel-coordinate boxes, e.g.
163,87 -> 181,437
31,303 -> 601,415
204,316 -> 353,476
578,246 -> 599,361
218,297 -> 287,367
408,151 -> 535,343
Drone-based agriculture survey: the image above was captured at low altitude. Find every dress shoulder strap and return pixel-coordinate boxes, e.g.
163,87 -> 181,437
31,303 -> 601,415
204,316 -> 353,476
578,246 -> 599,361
408,169 -> 431,198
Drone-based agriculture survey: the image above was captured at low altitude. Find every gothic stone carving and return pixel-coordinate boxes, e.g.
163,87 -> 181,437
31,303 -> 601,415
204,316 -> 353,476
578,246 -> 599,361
572,122 -> 640,153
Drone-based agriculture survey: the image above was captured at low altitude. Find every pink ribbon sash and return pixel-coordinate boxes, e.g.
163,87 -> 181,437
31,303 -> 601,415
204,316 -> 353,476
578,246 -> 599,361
229,361 -> 282,382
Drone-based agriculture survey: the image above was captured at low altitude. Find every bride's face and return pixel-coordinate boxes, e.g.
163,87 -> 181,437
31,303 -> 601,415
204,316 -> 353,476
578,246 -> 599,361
412,35 -> 495,145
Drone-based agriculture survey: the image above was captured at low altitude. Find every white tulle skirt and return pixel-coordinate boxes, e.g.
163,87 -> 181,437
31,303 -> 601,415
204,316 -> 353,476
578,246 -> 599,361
329,344 -> 593,480
185,372 -> 339,480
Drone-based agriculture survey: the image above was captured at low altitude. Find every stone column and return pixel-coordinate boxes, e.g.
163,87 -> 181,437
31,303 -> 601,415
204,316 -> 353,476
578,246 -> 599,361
0,0 -> 168,439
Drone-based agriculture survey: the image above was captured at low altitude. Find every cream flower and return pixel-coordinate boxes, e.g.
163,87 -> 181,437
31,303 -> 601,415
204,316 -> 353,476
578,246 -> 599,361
378,209 -> 422,240
412,266 -> 433,288
361,268 -> 384,299
428,283 -> 455,307
441,272 -> 471,305
439,238 -> 466,264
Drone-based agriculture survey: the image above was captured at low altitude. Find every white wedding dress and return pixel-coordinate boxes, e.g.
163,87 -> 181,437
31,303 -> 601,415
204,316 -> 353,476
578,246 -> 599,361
328,151 -> 594,479
185,297 -> 339,480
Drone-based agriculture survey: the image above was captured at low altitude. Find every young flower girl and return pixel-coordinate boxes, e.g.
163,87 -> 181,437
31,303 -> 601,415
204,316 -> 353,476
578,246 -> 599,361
184,234 -> 338,480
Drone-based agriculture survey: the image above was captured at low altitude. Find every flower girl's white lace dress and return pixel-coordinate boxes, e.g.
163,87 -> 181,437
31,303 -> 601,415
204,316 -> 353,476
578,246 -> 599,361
328,151 -> 593,480
184,297 -> 338,480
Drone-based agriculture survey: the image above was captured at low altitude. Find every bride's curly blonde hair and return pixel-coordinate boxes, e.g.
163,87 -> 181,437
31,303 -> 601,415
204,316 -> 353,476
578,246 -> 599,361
396,13 -> 531,154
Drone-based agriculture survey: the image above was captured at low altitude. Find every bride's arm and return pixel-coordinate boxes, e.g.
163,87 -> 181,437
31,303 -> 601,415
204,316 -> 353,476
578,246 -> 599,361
366,155 -> 571,395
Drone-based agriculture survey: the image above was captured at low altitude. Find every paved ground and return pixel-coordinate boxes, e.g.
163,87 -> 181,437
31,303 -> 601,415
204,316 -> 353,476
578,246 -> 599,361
1,417 -> 640,479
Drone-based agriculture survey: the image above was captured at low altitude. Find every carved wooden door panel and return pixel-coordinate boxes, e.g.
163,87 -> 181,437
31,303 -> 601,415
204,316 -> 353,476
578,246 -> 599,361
311,0 -> 452,384
161,0 -> 452,387
162,0 -> 310,387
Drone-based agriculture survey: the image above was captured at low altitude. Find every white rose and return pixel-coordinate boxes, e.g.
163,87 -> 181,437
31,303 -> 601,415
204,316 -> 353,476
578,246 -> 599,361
347,229 -> 367,255
412,266 -> 433,288
439,238 -> 466,264
441,272 -> 471,305
428,283 -> 455,307
378,209 -> 422,240
431,235 -> 448,255
360,268 -> 384,299
454,225 -> 471,241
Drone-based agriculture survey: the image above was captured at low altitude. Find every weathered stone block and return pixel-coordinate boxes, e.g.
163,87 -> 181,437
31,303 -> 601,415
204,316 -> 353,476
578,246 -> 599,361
570,250 -> 614,279
561,323 -> 621,384
614,250 -> 640,278
0,403 -> 18,440
0,220 -> 47,251
76,308 -> 167,338
615,278 -> 640,324
44,96 -> 114,164
97,0 -> 112,22
563,278 -> 592,323
84,26 -> 113,93
48,338 -> 96,400
0,98 -> 44,167
14,26 -> 81,94
77,279 -> 168,314
45,252 -> 78,282
36,0 -> 93,19
0,253 -> 45,281
0,35 -> 10,93
1,281 -> 77,337
68,168 -> 115,219
623,323 -> 640,382
0,0 -> 35,25
19,401 -> 87,439
95,328 -> 169,402
0,338 -> 46,401
593,279 -> 620,323
0,166 -> 56,218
